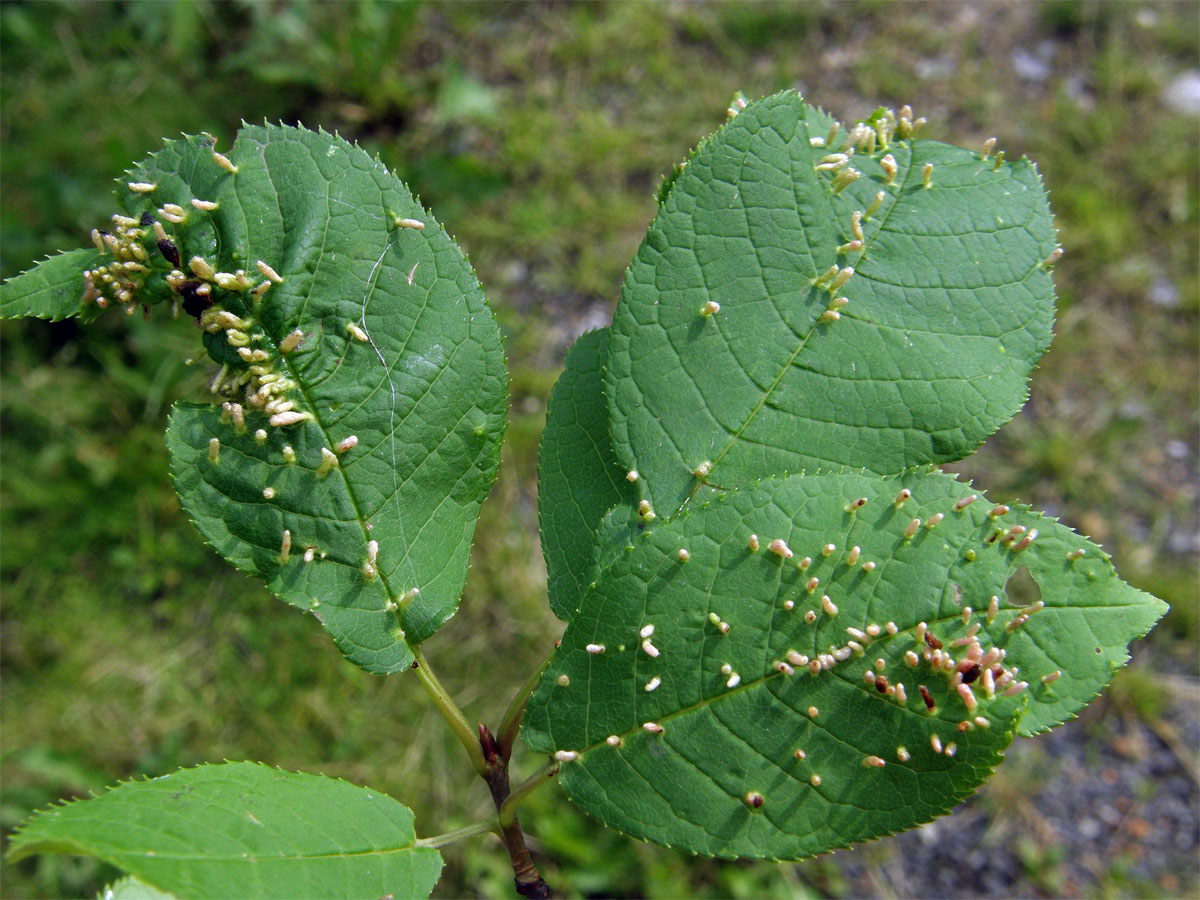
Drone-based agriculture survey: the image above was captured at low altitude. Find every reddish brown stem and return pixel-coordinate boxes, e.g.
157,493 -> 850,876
478,722 -> 552,899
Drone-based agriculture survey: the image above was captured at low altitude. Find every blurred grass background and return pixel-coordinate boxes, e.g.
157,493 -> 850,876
1,1 -> 1196,897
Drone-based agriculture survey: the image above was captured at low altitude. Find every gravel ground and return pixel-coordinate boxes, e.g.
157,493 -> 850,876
828,673 -> 1200,898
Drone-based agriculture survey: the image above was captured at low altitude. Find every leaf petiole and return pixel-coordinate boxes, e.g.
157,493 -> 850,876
498,760 -> 561,829
413,820 -> 499,849
496,644 -> 557,761
411,645 -> 488,775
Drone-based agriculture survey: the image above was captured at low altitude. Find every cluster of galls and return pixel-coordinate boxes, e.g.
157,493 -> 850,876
204,305 -> 310,430
155,212 -> 306,431
811,104 -> 932,197
165,247 -> 280,319
85,188 -> 305,433
811,104 -> 926,158
83,215 -> 154,314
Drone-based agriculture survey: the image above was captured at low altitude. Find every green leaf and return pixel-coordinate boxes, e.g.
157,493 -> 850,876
1,248 -> 107,322
10,762 -> 443,900
523,470 -> 1165,859
538,328 -> 639,620
154,125 -> 506,674
606,92 -> 1057,515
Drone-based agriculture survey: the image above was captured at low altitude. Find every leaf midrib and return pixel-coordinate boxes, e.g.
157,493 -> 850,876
99,843 -> 427,863
674,123 -> 918,518
241,134 -> 413,648
567,478 -> 1044,757
568,601 -> 1008,760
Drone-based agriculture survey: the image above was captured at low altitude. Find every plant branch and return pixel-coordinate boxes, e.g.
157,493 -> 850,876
499,760 -> 561,828
478,721 -> 554,899
411,646 -> 488,775
413,820 -> 499,849
413,643 -> 554,896
496,643 -> 556,761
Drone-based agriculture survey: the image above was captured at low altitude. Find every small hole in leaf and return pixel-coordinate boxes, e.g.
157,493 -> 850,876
1004,566 -> 1041,608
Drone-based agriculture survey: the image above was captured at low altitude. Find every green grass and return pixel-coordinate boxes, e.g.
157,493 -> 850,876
2,1 -> 1196,897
